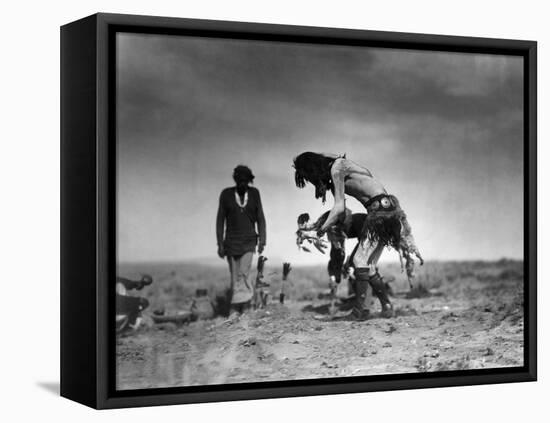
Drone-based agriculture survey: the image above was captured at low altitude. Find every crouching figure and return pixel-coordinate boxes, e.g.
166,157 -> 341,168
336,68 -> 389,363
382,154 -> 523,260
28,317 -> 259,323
293,152 -> 423,320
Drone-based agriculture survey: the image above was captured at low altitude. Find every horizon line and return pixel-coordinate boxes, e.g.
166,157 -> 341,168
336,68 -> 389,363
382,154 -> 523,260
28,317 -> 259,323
117,256 -> 524,267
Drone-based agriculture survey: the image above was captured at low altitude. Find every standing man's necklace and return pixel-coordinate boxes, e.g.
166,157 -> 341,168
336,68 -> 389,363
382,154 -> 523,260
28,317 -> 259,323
235,190 -> 248,212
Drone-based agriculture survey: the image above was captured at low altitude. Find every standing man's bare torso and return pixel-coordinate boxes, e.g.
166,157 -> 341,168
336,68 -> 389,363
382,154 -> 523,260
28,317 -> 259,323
331,158 -> 387,206
319,156 -> 387,232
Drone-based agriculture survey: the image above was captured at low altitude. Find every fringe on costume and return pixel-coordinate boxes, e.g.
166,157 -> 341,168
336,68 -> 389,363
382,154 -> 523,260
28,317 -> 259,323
397,217 -> 424,281
363,209 -> 407,250
362,195 -> 424,282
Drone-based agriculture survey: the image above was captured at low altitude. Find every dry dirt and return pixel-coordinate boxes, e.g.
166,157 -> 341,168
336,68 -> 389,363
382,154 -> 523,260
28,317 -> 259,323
116,260 -> 524,390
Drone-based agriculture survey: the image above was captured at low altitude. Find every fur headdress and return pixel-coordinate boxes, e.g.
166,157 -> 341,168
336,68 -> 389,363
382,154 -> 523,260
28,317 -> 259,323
293,152 -> 339,203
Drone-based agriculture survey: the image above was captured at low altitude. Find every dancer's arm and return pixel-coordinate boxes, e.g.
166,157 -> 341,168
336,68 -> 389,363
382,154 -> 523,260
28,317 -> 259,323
319,160 -> 346,233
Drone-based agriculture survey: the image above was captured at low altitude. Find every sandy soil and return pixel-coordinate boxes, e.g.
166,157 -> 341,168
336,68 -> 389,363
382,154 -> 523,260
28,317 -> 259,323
116,260 -> 524,390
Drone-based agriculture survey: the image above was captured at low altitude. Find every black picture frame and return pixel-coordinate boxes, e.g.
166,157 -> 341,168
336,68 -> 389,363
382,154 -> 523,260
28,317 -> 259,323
60,12 -> 537,409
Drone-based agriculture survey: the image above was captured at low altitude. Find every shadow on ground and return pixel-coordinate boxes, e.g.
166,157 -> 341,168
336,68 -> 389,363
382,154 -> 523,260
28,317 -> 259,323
301,299 -> 355,315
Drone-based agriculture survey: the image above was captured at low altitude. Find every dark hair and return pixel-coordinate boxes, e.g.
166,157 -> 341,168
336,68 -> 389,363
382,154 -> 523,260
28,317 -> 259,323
293,152 -> 337,203
233,165 -> 255,183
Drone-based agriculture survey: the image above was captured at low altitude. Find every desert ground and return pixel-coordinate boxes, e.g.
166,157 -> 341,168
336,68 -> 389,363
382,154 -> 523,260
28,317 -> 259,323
116,259 -> 524,390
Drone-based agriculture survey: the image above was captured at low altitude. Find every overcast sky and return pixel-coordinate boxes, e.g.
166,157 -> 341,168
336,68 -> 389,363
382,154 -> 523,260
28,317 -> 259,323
116,32 -> 523,264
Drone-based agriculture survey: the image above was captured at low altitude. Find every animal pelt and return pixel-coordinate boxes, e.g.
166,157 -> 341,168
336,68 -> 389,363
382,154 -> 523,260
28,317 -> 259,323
293,152 -> 338,203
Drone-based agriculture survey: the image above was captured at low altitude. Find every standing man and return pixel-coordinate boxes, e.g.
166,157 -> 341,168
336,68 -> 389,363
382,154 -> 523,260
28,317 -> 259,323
216,165 -> 266,314
293,152 -> 423,319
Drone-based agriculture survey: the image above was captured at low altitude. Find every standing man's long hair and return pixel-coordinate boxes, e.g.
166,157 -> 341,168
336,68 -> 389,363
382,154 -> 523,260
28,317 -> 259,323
293,152 -> 338,203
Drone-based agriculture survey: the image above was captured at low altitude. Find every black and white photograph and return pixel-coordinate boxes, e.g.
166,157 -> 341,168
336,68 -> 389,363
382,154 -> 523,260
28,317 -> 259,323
114,31 -> 525,390
4,0 -> 548,418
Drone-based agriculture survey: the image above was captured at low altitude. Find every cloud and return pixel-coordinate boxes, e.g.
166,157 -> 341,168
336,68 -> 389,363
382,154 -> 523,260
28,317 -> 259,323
116,33 -> 524,263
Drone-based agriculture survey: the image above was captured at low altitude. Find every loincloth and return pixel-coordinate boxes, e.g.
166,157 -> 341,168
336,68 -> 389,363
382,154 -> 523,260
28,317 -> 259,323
361,194 -> 424,280
362,194 -> 405,248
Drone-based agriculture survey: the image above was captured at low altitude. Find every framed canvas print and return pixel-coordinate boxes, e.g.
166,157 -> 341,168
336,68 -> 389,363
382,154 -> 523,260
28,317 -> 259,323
60,13 -> 537,409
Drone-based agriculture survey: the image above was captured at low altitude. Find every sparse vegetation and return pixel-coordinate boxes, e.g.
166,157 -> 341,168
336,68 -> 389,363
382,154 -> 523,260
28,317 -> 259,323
116,259 -> 525,389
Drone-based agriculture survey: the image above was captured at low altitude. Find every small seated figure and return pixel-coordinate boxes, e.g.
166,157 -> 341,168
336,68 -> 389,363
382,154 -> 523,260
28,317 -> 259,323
116,274 -> 152,332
